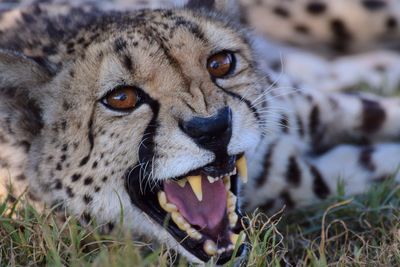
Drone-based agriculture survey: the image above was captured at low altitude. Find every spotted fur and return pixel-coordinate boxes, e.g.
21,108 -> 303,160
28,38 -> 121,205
0,0 -> 400,264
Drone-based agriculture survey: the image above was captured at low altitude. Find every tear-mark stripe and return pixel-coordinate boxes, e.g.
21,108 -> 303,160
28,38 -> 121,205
286,156 -> 301,186
308,164 -> 330,199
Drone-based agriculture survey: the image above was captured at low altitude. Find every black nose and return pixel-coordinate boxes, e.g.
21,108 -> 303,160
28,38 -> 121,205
180,107 -> 232,152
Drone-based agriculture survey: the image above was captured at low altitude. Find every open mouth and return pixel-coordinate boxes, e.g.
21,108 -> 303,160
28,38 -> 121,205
127,154 -> 248,264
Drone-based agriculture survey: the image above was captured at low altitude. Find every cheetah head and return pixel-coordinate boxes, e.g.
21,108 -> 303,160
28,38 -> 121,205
0,5 -> 271,265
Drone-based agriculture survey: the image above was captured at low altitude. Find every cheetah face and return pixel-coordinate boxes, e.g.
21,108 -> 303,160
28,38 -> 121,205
1,10 -> 269,264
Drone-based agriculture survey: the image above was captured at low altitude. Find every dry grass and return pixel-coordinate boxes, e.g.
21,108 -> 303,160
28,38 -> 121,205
1,178 -> 399,267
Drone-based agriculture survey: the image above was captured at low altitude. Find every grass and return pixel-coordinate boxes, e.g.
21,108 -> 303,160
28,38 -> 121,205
1,178 -> 399,267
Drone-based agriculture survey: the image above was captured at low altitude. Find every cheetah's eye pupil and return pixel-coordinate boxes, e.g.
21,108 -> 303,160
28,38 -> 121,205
101,86 -> 138,111
207,51 -> 235,78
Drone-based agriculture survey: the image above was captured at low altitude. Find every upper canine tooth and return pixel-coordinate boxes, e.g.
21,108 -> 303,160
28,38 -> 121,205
203,239 -> 217,256
236,156 -> 248,183
176,179 -> 187,188
187,175 -> 203,202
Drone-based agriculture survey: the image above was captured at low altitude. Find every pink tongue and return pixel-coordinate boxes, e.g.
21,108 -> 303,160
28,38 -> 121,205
164,176 -> 227,234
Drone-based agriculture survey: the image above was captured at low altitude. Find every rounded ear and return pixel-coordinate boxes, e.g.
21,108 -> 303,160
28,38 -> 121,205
0,49 -> 52,89
185,0 -> 240,19
0,50 -> 53,143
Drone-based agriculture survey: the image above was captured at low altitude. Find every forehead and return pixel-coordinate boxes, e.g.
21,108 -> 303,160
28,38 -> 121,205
88,10 -> 251,92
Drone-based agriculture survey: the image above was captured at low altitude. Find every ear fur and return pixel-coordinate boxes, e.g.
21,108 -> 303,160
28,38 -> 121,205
0,50 -> 52,143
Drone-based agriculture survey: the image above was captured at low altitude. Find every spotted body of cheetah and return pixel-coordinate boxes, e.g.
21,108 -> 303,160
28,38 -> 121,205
0,0 -> 400,264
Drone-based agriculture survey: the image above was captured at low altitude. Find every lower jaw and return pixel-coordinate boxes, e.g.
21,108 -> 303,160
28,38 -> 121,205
126,177 -> 246,263
125,155 -> 248,263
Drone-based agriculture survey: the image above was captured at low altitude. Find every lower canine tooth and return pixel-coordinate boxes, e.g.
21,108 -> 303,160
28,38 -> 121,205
229,213 -> 239,227
236,156 -> 248,183
203,240 -> 217,256
171,212 -> 187,231
187,228 -> 202,240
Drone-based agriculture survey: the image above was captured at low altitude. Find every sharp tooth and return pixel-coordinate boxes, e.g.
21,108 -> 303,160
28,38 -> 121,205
236,156 -> 248,183
217,248 -> 226,254
187,228 -> 202,240
227,191 -> 237,213
223,176 -> 231,190
230,168 -> 237,176
157,191 -> 167,206
164,203 -> 178,212
227,244 -> 234,251
187,175 -> 203,201
203,240 -> 217,256
230,233 -> 244,245
229,213 -> 238,227
207,176 -> 215,184
171,212 -> 187,231
176,179 -> 187,188
157,191 -> 178,212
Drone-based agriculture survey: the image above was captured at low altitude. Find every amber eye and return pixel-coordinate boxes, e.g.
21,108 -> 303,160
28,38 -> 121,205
207,51 -> 235,78
101,86 -> 138,111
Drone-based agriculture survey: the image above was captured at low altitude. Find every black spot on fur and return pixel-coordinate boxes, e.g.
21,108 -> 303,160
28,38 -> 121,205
16,174 -> 26,181
306,2 -> 327,15
330,18 -> 352,52
95,186 -> 101,192
280,191 -> 294,209
56,163 -> 62,171
83,194 -> 92,204
359,146 -> 376,171
286,156 -> 301,186
66,187 -> 74,197
309,105 -> 320,136
294,24 -> 310,34
273,6 -> 290,18
362,0 -> 386,10
114,37 -> 127,53
296,115 -> 304,137
92,161 -> 98,169
360,99 -> 386,133
102,176 -> 108,182
79,156 -> 90,166
83,213 -> 91,223
61,144 -> 68,152
280,114 -> 289,133
309,164 -> 330,199
330,19 -> 352,39
54,179 -> 63,190
71,174 -> 82,182
84,177 -> 93,185
259,199 -> 275,213
255,143 -> 276,187
386,17 -> 397,30
123,55 -> 133,71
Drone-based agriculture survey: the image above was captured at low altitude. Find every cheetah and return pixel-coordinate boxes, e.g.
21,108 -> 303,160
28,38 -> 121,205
0,0 -> 399,264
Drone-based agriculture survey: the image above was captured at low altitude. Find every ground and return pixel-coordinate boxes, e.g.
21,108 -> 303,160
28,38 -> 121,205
1,177 -> 399,266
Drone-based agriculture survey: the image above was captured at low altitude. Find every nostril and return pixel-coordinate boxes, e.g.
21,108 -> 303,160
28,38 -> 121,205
179,107 -> 233,150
